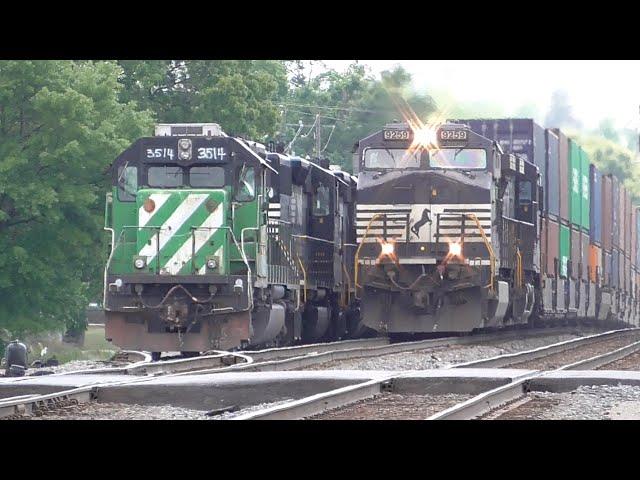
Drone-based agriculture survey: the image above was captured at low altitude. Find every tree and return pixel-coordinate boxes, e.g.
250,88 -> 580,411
597,118 -> 619,143
281,63 -> 437,170
571,132 -> 640,201
0,61 -> 153,336
117,60 -> 288,139
545,89 -> 582,130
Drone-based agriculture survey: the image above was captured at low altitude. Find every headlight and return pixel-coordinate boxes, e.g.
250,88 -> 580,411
206,258 -> 218,270
134,258 -> 146,269
380,241 -> 395,256
448,241 -> 462,257
178,138 -> 192,161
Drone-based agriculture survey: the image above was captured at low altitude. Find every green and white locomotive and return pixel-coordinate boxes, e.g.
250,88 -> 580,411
103,123 -> 362,358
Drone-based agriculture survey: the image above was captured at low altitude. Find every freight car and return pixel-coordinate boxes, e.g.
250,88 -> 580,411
354,119 -> 640,335
103,123 -> 363,358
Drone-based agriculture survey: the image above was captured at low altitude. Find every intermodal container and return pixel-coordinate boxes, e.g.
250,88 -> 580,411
555,129 -> 570,222
570,227 -> 581,279
581,233 -> 589,279
589,164 -> 602,245
620,184 -> 626,255
625,256 -> 630,293
602,175 -> 613,252
580,149 -> 590,231
569,139 -> 582,227
625,191 -> 632,255
560,224 -> 570,278
540,217 -> 547,276
461,119 -> 547,206
589,244 -> 601,283
546,218 -> 559,276
632,207 -> 637,270
546,130 -> 560,217
604,251 -> 613,286
612,176 -> 620,248
636,207 -> 640,267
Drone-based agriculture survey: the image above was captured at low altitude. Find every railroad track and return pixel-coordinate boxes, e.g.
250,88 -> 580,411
0,326 -> 625,420
430,328 -> 640,420
234,327 -> 640,420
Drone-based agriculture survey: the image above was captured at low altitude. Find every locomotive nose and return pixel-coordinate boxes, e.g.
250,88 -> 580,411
135,189 -> 228,275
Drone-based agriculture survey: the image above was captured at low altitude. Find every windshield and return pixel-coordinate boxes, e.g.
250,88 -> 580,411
148,166 -> 183,187
190,166 -> 225,188
430,148 -> 486,170
364,148 -> 421,169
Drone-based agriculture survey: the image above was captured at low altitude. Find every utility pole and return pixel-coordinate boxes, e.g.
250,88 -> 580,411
315,114 -> 321,159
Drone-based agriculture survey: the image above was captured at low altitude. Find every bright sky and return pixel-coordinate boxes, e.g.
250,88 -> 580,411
322,60 -> 640,131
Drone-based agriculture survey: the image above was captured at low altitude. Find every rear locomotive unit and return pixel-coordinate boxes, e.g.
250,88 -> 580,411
103,123 -> 361,357
354,122 -> 539,334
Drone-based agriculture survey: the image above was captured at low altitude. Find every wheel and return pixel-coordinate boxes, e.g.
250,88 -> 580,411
151,352 -> 161,362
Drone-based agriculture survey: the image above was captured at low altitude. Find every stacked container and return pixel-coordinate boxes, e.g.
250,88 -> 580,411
602,175 -> 613,286
589,164 -> 602,283
545,129 -> 561,280
554,129 -> 571,279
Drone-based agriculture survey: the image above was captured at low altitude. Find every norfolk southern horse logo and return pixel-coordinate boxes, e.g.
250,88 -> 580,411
411,208 -> 432,238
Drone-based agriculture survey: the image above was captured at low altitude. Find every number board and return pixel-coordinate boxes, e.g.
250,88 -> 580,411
142,139 -> 229,163
438,128 -> 469,144
383,129 -> 412,141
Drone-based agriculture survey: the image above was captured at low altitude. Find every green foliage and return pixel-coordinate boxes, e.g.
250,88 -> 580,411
0,61 -> 153,336
280,63 -> 437,171
117,60 -> 288,139
570,131 -> 640,201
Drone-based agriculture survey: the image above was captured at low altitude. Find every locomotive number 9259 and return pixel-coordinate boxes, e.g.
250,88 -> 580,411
383,129 -> 411,141
439,129 -> 468,141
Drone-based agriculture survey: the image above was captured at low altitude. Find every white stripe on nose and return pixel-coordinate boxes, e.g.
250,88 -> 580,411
163,204 -> 224,275
138,193 -> 209,263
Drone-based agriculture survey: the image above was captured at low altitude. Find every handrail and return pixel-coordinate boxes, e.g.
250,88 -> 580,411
465,213 -> 496,294
292,234 -> 335,245
354,213 -> 384,298
296,254 -> 307,303
516,248 -> 523,290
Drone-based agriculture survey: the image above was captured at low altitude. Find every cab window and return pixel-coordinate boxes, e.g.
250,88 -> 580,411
148,166 -> 183,187
312,184 -> 330,216
117,165 -> 138,201
235,166 -> 255,202
190,166 -> 225,188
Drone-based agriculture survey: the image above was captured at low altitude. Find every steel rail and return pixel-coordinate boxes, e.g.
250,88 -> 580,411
559,339 -> 640,371
450,328 -> 639,369
428,329 -> 640,420
160,327 -> 595,377
0,351 -> 254,419
233,376 -> 396,420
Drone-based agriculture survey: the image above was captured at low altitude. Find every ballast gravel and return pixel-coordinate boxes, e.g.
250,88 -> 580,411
16,399 -> 296,420
307,393 -> 472,420
303,334 -> 581,371
493,384 -> 640,420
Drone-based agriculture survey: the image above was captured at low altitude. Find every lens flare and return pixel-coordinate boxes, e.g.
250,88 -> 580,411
381,241 -> 395,256
448,241 -> 462,257
376,238 -> 397,263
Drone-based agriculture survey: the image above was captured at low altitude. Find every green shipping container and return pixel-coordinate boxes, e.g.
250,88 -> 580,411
569,139 -> 582,227
560,224 -> 571,278
580,147 -> 590,231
